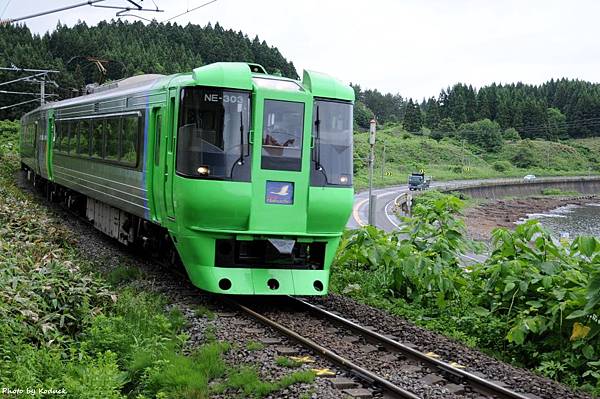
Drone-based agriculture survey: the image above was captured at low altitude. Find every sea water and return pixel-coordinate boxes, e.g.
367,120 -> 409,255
529,203 -> 600,238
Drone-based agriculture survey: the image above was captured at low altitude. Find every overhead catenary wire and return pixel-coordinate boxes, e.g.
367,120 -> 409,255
0,0 -> 13,19
0,98 -> 40,110
1,0 -> 106,24
162,0 -> 217,23
0,0 -> 164,25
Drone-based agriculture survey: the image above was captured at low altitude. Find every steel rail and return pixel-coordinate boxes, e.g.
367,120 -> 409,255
232,300 -> 420,399
291,297 -> 532,399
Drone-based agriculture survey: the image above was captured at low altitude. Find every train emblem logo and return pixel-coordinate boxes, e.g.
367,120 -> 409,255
266,181 -> 294,205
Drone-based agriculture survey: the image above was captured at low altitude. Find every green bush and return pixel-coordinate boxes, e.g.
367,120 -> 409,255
492,160 -> 512,172
503,127 -> 521,141
457,119 -> 504,152
332,193 -> 600,394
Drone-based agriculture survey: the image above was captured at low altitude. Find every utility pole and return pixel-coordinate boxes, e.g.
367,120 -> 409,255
368,119 -> 377,226
0,67 -> 59,110
381,142 -> 386,182
40,80 -> 45,105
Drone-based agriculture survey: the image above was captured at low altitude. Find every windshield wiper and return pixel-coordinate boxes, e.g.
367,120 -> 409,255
314,106 -> 321,169
239,111 -> 244,164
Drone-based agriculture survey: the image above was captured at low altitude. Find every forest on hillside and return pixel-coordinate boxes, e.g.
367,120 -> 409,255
3,20 -> 600,142
0,20 -> 297,119
353,80 -> 600,140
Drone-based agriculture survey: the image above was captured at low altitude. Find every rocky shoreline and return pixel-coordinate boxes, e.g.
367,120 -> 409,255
463,195 -> 600,241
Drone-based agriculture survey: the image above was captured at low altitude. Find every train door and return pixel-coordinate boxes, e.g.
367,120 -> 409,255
36,116 -> 48,179
164,88 -> 178,220
47,110 -> 55,181
151,107 -> 164,222
249,95 -> 311,233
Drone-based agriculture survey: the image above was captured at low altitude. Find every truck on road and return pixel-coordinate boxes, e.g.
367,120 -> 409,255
408,172 -> 431,191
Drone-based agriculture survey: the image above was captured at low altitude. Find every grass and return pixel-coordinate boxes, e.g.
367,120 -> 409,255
246,340 -> 265,351
276,356 -> 302,368
193,304 -> 216,320
541,188 -> 581,196
353,125 -> 600,190
106,264 -> 143,286
224,367 -> 315,398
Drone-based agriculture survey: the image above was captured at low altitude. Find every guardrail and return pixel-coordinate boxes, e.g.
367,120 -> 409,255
390,175 -> 600,218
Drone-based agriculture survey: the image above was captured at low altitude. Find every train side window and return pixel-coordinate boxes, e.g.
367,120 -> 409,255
65,121 -> 74,154
121,115 -> 138,165
79,120 -> 91,156
69,121 -> 80,154
64,121 -> 71,153
67,121 -> 79,154
105,117 -> 120,161
63,121 -> 70,153
54,120 -> 62,152
92,118 -> 104,159
154,114 -> 162,166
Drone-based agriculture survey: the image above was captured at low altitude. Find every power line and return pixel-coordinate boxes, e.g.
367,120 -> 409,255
1,0 -> 105,24
162,0 -> 217,23
0,0 -> 12,19
0,98 -> 40,110
0,66 -> 59,108
0,0 -> 164,25
0,89 -> 58,96
0,66 -> 60,73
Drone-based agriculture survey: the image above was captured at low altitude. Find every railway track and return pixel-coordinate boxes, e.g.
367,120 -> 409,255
232,296 -> 535,399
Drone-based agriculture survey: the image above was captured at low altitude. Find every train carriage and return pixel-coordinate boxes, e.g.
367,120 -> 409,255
19,62 -> 354,295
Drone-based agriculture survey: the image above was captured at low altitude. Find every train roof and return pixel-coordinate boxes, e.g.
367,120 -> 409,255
22,62 -> 353,119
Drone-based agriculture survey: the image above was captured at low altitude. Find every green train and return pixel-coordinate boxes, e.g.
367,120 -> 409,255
19,62 -> 354,295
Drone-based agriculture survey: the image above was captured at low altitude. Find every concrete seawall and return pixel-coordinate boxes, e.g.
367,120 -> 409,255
393,176 -> 600,218
441,176 -> 600,199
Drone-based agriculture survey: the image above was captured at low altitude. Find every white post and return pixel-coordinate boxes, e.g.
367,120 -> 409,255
368,119 -> 377,226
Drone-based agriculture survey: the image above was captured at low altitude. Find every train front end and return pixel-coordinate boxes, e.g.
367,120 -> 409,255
169,63 -> 354,295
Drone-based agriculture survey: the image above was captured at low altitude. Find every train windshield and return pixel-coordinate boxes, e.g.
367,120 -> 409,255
261,100 -> 304,171
311,100 -> 353,186
176,87 -> 250,179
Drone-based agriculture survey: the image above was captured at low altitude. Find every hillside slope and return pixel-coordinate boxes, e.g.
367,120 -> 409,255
353,125 -> 600,189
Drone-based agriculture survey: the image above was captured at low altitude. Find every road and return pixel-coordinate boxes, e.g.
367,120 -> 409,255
347,178 -> 513,231
347,178 -> 530,265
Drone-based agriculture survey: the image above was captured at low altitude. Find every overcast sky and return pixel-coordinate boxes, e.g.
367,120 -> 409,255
3,0 -> 600,100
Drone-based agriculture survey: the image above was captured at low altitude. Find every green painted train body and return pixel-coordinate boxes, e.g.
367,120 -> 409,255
19,62 -> 354,295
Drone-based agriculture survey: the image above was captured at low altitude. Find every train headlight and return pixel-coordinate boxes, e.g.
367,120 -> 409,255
197,166 -> 210,175
339,175 -> 349,184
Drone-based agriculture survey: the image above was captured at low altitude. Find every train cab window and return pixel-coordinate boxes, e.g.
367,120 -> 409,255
176,87 -> 251,179
79,120 -> 91,156
261,100 -> 304,172
105,117 -> 120,161
310,100 -> 353,187
121,115 -> 138,165
92,119 -> 105,158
